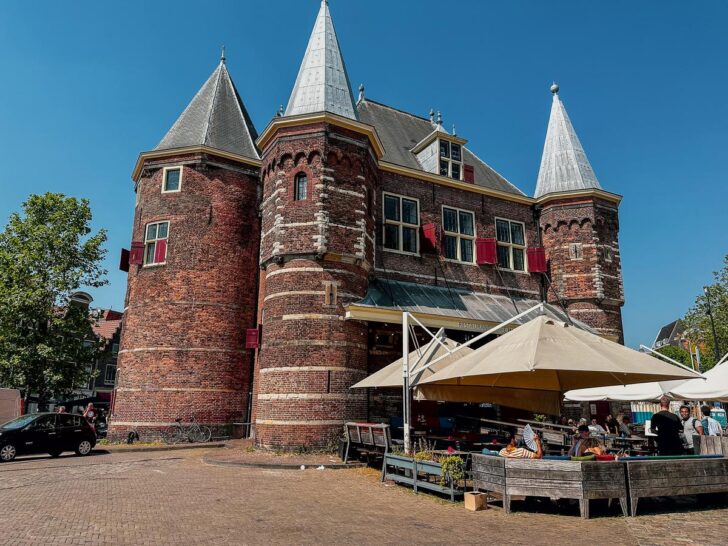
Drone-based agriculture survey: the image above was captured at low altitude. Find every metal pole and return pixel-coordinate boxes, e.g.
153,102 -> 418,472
704,286 -> 722,363
640,344 -> 704,375
402,312 -> 411,455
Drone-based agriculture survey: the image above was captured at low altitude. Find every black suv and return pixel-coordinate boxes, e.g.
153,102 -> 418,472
0,413 -> 96,462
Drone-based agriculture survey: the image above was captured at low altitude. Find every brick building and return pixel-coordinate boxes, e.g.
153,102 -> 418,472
110,1 -> 625,447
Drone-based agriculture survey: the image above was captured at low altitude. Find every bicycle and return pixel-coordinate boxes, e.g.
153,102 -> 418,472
161,416 -> 212,444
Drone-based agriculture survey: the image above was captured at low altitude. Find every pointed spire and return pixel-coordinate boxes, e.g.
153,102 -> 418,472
285,0 -> 358,119
220,45 -> 226,64
535,83 -> 601,198
358,83 -> 365,102
155,59 -> 259,160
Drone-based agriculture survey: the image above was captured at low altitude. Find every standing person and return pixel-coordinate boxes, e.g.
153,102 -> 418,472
701,405 -> 723,436
604,414 -> 619,435
83,403 -> 97,426
679,405 -> 704,453
650,396 -> 683,455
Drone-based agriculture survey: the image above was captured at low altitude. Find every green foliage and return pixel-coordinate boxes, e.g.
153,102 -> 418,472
0,193 -> 107,402
656,345 -> 693,367
438,455 -> 465,486
414,449 -> 434,462
533,413 -> 547,422
683,254 -> 728,371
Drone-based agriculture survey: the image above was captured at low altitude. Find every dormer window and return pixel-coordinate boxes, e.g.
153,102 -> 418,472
439,140 -> 462,180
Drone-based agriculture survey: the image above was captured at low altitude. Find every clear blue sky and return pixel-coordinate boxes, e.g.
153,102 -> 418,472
1,1 -> 726,348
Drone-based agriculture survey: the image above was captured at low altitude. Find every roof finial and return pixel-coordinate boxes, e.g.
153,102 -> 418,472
452,124 -> 456,136
220,45 -> 226,65
429,109 -> 435,125
277,104 -> 284,117
358,83 -> 365,102
436,111 -> 443,128
550,81 -> 559,95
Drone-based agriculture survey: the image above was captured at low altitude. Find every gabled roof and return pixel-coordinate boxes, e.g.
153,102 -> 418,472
285,0 -> 358,120
155,59 -> 260,161
652,319 -> 685,349
357,99 -> 525,196
92,309 -> 123,343
535,86 -> 601,198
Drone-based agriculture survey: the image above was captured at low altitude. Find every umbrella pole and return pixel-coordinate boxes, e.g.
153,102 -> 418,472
403,312 -> 411,455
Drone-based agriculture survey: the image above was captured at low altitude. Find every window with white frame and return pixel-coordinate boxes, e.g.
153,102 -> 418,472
495,218 -> 526,271
439,140 -> 462,180
294,172 -> 307,201
162,167 -> 181,193
383,193 -> 419,254
104,364 -> 117,385
442,206 -> 475,263
144,221 -> 169,266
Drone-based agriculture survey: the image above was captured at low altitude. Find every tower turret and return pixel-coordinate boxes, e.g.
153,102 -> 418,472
253,1 -> 382,448
536,84 -> 625,341
110,56 -> 261,440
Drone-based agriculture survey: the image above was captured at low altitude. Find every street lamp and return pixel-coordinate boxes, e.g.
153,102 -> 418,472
704,286 -> 721,363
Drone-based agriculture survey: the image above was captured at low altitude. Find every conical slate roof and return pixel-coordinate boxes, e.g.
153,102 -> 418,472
285,0 -> 357,120
535,85 -> 601,198
155,58 -> 260,160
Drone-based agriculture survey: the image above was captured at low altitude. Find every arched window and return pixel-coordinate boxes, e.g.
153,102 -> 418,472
294,172 -> 308,201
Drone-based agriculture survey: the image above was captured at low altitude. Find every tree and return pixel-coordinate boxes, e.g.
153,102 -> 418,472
656,345 -> 693,368
0,193 -> 107,404
683,254 -> 728,371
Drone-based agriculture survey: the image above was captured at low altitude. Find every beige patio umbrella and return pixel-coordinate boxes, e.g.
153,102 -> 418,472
351,336 -> 474,389
416,316 -> 702,414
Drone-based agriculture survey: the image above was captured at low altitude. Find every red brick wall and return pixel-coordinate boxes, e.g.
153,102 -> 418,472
109,152 -> 260,441
540,196 -> 624,342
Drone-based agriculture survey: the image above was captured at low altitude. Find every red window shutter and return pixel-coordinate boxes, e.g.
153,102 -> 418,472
420,223 -> 438,253
245,328 -> 260,349
463,165 -> 475,183
154,239 -> 167,264
119,249 -> 130,272
129,242 -> 144,265
476,238 -> 497,265
527,247 -> 547,273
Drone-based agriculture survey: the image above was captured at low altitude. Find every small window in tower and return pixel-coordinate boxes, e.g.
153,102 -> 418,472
294,172 -> 308,201
603,246 -> 613,263
144,221 -> 170,266
162,167 -> 181,193
569,243 -> 584,261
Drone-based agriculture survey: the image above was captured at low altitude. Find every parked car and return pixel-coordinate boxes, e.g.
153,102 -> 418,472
0,412 -> 96,462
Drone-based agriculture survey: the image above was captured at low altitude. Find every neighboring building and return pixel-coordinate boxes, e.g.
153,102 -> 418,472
110,1 -> 625,447
652,319 -> 687,350
88,309 -> 123,405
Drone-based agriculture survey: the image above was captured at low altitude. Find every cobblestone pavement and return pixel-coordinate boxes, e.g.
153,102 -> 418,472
1,449 -> 727,545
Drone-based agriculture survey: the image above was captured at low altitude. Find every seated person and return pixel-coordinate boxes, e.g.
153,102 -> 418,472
619,416 -> 632,438
498,433 -> 543,459
568,425 -> 591,457
582,437 -> 606,456
589,418 -> 607,434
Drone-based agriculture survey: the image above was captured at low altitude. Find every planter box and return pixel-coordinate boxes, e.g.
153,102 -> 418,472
625,457 -> 728,516
464,491 -> 487,511
472,455 -> 628,519
381,453 -> 464,502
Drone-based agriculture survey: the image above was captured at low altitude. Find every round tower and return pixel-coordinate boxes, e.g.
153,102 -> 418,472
535,84 -> 624,342
252,0 -> 381,448
109,58 -> 261,441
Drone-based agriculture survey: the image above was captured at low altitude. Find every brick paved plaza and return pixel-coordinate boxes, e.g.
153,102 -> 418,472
1,447 -> 727,545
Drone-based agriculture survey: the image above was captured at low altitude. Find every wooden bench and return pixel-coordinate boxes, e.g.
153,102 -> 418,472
625,457 -> 728,516
472,455 -> 628,519
343,422 -> 391,463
